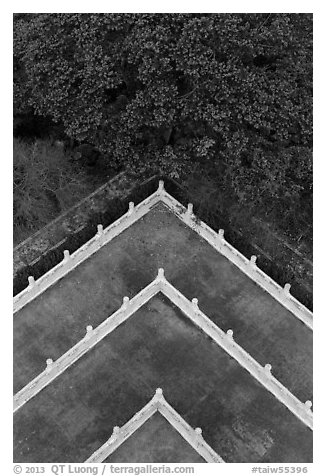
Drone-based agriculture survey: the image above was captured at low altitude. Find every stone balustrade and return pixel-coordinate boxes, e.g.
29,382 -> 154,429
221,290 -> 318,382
13,276 -> 161,412
160,188 -> 313,330
159,276 -> 313,430
14,269 -> 313,431
13,186 -> 162,314
14,180 -> 312,332
96,224 -> 103,237
85,388 -> 224,463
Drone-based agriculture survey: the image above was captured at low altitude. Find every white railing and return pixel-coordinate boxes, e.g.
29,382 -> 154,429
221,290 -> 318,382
160,190 -> 313,330
13,277 -> 160,412
14,180 -> 313,330
159,273 -> 313,430
13,189 -> 162,314
14,270 -> 313,431
85,388 -> 224,463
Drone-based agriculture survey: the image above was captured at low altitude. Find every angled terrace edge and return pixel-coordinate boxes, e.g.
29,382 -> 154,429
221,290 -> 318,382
13,181 -> 312,330
85,388 -> 224,463
14,270 -> 313,430
160,190 -> 312,330
13,276 -> 160,411
13,186 -> 162,314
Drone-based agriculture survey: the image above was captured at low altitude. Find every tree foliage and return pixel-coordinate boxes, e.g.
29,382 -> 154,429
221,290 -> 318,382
14,13 -> 312,236
13,138 -> 88,238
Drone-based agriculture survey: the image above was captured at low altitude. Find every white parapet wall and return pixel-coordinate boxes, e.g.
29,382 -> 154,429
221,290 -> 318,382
14,270 -> 313,431
13,180 -> 313,331
13,277 -> 160,412
159,275 -> 313,430
85,388 -> 225,463
13,190 -> 162,314
159,190 -> 313,330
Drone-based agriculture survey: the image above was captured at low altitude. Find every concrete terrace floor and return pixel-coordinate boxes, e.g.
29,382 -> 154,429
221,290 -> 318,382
103,413 -> 206,463
14,202 -> 312,403
14,295 -> 312,463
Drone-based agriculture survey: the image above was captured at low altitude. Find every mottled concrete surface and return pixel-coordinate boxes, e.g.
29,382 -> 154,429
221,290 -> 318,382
13,171 -> 131,272
14,203 -> 312,404
103,413 -> 206,463
14,295 -> 312,463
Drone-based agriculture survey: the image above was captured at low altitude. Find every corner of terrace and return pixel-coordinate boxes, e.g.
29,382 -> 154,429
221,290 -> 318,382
13,180 -> 313,463
14,180 -> 313,329
86,388 -> 224,463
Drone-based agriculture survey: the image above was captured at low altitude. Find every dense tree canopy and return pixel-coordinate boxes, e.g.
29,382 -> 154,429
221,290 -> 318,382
14,13 -> 312,236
